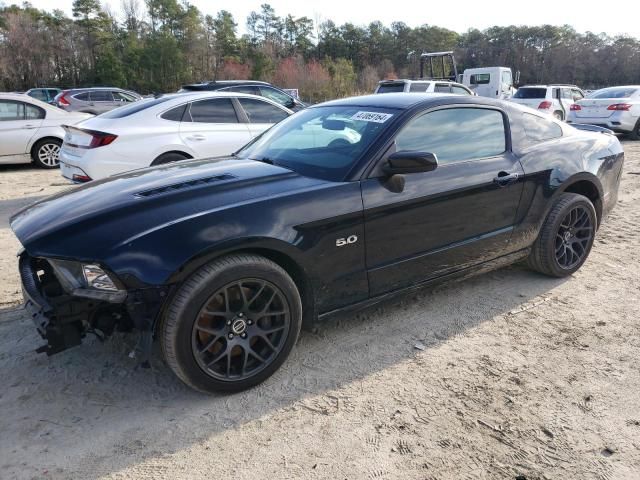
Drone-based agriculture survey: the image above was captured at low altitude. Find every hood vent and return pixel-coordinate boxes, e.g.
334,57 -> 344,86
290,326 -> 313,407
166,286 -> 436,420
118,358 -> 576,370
135,174 -> 237,198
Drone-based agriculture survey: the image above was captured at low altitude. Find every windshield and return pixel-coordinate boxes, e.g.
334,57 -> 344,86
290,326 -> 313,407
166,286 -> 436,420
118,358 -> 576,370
236,105 -> 398,181
513,87 -> 547,99
589,87 -> 639,99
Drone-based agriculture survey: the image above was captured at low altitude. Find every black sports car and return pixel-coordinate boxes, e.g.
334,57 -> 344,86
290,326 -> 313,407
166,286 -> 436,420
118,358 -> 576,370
11,94 -> 624,393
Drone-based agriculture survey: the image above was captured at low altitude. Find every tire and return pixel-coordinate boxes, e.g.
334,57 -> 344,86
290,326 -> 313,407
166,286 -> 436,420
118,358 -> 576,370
151,152 -> 190,166
31,138 -> 62,168
553,111 -> 564,121
628,120 -> 640,140
160,254 -> 303,394
527,193 -> 597,277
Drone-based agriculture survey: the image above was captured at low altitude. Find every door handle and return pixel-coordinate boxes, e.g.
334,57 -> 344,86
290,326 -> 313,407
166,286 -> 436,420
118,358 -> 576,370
187,134 -> 206,141
493,171 -> 519,186
22,124 -> 37,129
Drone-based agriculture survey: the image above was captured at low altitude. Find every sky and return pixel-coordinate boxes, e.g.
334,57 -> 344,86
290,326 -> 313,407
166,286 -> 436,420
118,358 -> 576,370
19,0 -> 640,39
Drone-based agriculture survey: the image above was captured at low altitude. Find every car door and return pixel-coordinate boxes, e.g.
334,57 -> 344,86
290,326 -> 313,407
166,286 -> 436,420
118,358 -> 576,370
236,97 -> 290,137
360,106 -> 524,296
0,100 -> 44,158
88,90 -> 115,113
179,97 -> 252,158
559,88 -> 574,118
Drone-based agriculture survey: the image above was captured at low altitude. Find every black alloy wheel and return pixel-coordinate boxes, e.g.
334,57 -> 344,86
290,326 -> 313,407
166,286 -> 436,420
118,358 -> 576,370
191,279 -> 291,381
554,205 -> 594,270
161,254 -> 302,394
527,192 -> 597,277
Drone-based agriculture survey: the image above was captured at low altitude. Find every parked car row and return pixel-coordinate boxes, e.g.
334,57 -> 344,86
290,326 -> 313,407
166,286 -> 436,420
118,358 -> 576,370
59,92 -> 293,182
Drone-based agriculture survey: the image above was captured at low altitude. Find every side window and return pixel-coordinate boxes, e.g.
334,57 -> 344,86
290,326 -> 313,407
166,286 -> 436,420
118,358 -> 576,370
238,98 -> 289,123
522,113 -> 563,142
551,88 -> 559,99
47,89 -> 59,98
29,90 -> 47,101
188,98 -> 238,123
451,86 -> 471,95
89,91 -> 114,102
0,100 -> 23,121
561,89 -> 573,100
501,71 -> 512,86
225,86 -> 260,95
409,83 -> 429,93
572,89 -> 584,102
74,92 -> 90,101
470,74 -> 490,85
434,84 -> 451,93
160,104 -> 187,122
395,108 -> 506,165
113,91 -> 136,102
25,104 -> 45,119
259,86 -> 293,107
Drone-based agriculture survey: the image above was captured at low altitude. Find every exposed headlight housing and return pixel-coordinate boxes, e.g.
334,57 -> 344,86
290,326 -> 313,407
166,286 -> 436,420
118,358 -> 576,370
47,259 -> 126,303
82,264 -> 118,291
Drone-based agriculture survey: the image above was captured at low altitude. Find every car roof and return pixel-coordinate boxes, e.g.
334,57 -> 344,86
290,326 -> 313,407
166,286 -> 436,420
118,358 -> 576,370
319,93 -> 501,110
66,87 -> 130,92
183,80 -> 271,88
0,92 -> 60,109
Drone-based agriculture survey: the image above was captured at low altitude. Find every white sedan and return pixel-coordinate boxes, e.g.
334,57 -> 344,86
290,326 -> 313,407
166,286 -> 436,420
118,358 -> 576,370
59,92 -> 293,182
0,93 -> 91,168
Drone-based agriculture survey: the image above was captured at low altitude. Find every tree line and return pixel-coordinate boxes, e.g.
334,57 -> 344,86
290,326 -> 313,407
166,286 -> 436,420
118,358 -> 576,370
1,1 -> 639,102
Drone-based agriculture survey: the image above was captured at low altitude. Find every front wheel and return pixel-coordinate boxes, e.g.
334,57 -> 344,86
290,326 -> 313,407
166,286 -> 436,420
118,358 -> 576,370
160,254 -> 302,393
527,193 -> 597,277
31,138 -> 62,168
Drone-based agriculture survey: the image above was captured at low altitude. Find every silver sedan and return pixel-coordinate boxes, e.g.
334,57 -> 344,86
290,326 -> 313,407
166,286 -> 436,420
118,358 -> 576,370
567,85 -> 640,139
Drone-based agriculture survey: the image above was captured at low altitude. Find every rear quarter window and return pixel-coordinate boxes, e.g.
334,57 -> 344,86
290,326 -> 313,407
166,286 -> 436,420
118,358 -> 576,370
522,113 -> 563,142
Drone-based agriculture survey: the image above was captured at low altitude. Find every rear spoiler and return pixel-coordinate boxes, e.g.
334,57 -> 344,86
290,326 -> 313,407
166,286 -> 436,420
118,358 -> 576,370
571,124 -> 614,135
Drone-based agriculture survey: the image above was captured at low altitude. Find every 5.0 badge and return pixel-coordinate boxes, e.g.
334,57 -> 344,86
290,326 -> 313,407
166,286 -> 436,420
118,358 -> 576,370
336,235 -> 358,247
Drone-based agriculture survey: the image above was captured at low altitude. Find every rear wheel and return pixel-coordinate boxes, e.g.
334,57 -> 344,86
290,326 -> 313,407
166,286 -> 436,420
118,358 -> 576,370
629,119 -> 640,140
527,193 -> 596,277
553,111 -> 564,121
31,138 -> 62,168
151,152 -> 190,166
160,254 -> 302,393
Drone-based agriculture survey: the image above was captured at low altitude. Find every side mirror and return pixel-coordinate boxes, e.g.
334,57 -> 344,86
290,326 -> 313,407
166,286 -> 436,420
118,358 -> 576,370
383,151 -> 438,175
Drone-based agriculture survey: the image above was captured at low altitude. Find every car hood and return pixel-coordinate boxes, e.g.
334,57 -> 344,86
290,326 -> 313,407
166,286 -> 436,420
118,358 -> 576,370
11,157 -> 325,260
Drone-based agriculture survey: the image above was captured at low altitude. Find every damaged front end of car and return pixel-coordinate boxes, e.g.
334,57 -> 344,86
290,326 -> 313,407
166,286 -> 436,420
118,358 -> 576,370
19,251 -> 167,362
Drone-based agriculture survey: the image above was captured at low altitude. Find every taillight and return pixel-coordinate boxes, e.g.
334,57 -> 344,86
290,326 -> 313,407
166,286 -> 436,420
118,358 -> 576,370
607,103 -> 631,111
58,91 -> 71,106
570,104 -> 581,111
538,101 -> 552,109
88,132 -> 118,148
65,128 -> 118,149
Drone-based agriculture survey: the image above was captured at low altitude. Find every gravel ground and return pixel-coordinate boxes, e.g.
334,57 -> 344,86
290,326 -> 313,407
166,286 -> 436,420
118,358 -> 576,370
1,143 -> 639,480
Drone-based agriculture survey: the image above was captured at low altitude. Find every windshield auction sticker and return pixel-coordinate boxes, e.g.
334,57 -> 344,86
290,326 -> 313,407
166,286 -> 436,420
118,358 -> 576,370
351,111 -> 394,123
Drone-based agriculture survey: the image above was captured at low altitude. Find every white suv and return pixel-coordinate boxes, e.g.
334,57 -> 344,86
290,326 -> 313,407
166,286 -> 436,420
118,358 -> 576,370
375,79 -> 474,95
509,85 -> 585,121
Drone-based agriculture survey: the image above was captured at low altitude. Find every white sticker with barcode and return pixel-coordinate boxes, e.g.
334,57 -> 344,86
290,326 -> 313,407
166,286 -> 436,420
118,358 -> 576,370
351,111 -> 393,123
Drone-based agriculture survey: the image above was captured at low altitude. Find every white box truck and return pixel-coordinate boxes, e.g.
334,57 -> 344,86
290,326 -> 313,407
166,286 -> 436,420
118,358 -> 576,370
460,67 -> 518,100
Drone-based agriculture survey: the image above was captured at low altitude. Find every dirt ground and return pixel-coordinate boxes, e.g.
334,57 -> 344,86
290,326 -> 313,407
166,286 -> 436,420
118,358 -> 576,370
1,143 -> 639,480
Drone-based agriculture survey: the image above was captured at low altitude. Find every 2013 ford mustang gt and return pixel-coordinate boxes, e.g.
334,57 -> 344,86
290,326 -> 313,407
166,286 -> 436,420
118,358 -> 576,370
11,94 -> 624,393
